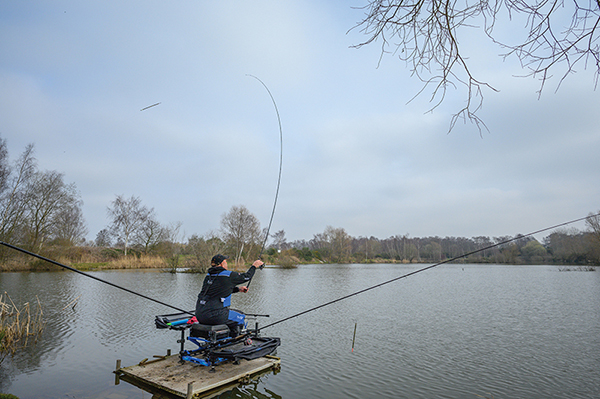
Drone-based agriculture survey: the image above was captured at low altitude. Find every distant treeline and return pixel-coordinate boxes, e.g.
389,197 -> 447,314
1,137 -> 599,270
273,226 -> 600,266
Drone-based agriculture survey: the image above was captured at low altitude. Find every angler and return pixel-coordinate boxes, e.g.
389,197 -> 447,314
195,254 -> 264,335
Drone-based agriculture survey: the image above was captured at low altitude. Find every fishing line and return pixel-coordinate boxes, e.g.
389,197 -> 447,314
3,213 -> 597,325
257,213 -> 599,331
0,241 -> 194,316
246,74 -> 283,259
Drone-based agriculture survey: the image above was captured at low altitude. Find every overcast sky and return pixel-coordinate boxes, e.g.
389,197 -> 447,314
1,1 -> 598,244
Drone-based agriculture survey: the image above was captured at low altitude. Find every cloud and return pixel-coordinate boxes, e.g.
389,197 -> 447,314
0,1 -> 598,244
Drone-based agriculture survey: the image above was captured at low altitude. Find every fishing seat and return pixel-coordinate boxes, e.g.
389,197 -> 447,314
190,323 -> 230,341
154,310 -> 279,369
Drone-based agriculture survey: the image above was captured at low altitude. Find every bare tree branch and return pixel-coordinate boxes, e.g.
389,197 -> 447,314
352,0 -> 599,132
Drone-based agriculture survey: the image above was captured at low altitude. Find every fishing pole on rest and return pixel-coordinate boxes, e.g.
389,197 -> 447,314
245,75 -> 283,283
0,241 -> 195,317
257,213 -> 600,332
3,212 -> 596,326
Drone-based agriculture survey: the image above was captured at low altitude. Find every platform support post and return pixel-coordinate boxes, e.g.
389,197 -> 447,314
178,329 -> 186,355
186,381 -> 194,399
114,359 -> 121,385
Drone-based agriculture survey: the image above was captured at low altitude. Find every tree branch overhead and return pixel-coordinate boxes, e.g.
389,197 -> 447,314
352,0 -> 600,132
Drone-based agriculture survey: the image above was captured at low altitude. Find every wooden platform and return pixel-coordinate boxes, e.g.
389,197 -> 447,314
115,353 -> 281,398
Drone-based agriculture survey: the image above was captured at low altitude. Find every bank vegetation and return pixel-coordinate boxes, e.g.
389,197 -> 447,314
2,220 -> 599,273
0,293 -> 45,365
0,137 -> 598,272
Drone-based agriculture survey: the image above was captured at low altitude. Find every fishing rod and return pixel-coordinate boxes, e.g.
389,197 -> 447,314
257,213 -> 599,331
4,212 -> 595,328
246,74 -> 284,264
0,241 -> 194,316
0,78 -> 283,310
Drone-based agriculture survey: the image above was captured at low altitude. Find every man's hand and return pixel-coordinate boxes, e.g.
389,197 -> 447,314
252,260 -> 264,269
239,286 -> 249,293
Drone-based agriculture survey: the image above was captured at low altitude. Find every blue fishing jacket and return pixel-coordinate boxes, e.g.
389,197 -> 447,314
195,265 -> 256,325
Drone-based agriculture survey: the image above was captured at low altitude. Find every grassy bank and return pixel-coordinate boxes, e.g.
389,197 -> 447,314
0,249 -> 259,273
74,255 -> 167,271
0,247 -> 170,272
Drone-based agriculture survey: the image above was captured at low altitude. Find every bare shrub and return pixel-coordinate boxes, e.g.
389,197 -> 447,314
0,293 -> 45,365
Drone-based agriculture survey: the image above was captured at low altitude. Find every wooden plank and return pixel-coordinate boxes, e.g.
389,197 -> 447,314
116,354 -> 280,398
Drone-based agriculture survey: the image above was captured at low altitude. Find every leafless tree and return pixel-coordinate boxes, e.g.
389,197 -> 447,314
106,195 -> 152,256
133,212 -> 164,254
586,211 -> 600,247
353,0 -> 600,131
270,229 -> 287,251
163,221 -> 183,244
95,228 -> 112,247
0,143 -> 86,252
0,144 -> 36,249
323,226 -> 352,263
421,240 -> 442,261
51,197 -> 88,246
0,137 -> 10,193
24,170 -> 83,252
187,231 -> 226,272
220,205 -> 262,265
354,236 -> 383,261
158,221 -> 184,271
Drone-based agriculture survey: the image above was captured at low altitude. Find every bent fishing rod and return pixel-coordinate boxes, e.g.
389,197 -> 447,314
257,213 -> 600,331
246,75 -> 283,278
0,241 -> 194,317
0,78 -> 283,311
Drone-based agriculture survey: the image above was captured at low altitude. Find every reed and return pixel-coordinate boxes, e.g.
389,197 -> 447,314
0,293 -> 45,364
103,255 -> 166,270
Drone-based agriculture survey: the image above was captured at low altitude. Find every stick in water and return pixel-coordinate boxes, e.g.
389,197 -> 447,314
352,322 -> 357,352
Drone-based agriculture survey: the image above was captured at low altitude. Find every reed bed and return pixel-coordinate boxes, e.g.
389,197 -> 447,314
105,255 -> 167,269
74,255 -> 169,270
0,292 -> 45,364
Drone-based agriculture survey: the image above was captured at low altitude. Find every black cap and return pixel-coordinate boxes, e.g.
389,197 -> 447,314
211,254 -> 229,265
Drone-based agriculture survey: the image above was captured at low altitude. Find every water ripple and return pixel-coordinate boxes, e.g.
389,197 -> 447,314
2,265 -> 599,399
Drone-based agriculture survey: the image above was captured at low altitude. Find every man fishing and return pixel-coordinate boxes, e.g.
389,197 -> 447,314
195,254 -> 264,335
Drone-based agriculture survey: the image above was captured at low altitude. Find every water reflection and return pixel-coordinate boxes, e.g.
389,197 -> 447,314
118,370 -> 282,399
226,377 -> 283,399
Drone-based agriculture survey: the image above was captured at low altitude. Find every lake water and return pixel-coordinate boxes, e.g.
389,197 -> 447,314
1,264 -> 599,399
